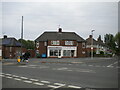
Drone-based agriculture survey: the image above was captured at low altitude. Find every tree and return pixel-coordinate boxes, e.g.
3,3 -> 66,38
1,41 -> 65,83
104,34 -> 116,50
114,32 -> 120,55
104,33 -> 120,55
18,39 -> 35,50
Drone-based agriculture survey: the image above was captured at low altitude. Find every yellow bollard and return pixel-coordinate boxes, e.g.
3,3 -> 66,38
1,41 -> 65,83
17,56 -> 21,63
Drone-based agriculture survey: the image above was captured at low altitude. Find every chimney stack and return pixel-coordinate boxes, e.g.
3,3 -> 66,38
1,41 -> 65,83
58,28 -> 62,32
89,35 -> 92,38
4,35 -> 7,38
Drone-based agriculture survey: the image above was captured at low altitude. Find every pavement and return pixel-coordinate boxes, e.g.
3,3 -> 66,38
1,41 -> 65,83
1,57 -> 119,89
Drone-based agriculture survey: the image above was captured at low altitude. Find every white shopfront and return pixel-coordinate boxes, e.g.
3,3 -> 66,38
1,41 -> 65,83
47,46 -> 77,57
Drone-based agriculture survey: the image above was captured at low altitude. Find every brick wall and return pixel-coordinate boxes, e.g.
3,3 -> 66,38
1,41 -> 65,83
77,42 -> 86,57
39,41 -> 47,55
2,46 -> 27,59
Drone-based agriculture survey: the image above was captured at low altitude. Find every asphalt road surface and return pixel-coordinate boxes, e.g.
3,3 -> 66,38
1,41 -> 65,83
1,57 -> 119,89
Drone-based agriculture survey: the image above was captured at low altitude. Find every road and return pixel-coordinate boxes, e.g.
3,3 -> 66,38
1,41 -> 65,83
1,57 -> 119,89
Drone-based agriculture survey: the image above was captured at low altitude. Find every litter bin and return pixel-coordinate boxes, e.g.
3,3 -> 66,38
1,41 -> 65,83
42,54 -> 46,58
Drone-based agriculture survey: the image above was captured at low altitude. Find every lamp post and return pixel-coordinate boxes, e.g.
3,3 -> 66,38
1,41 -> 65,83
21,16 -> 23,56
91,30 -> 95,59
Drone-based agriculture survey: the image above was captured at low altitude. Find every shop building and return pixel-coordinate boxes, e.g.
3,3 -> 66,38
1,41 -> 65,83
35,28 -> 86,58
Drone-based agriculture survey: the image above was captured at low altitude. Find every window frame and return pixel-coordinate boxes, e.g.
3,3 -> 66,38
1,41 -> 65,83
51,40 -> 60,45
65,41 -> 73,45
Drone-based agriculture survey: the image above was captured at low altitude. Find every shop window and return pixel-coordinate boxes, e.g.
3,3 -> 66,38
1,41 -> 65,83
50,50 -> 61,56
51,41 -> 60,45
63,50 -> 71,56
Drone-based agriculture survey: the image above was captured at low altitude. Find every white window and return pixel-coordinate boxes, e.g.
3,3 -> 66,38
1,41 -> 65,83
51,41 -> 60,45
82,51 -> 86,54
10,47 -> 12,52
36,42 -> 39,48
65,41 -> 73,45
0,50 -> 2,56
44,42 -> 47,46
82,43 -> 85,48
36,50 -> 39,53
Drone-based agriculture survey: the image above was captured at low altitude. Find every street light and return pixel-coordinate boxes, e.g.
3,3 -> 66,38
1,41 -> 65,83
21,16 -> 23,56
91,30 -> 95,59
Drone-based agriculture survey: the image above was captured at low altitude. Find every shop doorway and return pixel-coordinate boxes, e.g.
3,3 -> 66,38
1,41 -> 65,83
71,50 -> 75,57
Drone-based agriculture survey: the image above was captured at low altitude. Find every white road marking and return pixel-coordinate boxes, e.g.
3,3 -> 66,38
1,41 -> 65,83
23,80 -> 32,83
28,67 -> 36,68
20,77 -> 28,79
107,61 -> 118,67
68,85 -> 81,89
41,81 -> 50,84
30,79 -> 39,81
107,66 -> 114,68
5,74 -> 12,76
57,67 -> 68,70
76,70 -> 90,73
33,82 -> 44,86
0,74 -> 5,77
14,78 -> 21,81
89,65 -> 93,66
54,83 -> 65,86
18,66 -> 28,67
39,66 -> 49,69
28,65 -> 37,67
6,76 -> 13,79
67,70 -> 73,71
12,75 -> 19,78
48,85 -> 60,88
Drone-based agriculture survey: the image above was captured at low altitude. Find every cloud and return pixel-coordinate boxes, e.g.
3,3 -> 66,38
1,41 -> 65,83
2,2 -> 118,41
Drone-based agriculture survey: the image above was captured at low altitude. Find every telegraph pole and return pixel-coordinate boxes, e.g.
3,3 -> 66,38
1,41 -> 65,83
91,30 -> 95,59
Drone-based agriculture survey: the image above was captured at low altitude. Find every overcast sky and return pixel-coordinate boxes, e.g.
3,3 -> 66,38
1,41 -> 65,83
1,1 -> 118,41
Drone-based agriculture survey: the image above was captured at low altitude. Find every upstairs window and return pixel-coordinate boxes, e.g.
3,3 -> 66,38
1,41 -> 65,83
82,43 -> 85,48
51,40 -> 60,45
36,42 -> 39,48
44,42 -> 47,46
65,41 -> 73,45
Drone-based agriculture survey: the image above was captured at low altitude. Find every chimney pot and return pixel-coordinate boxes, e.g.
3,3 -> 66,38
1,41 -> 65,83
89,35 -> 92,38
58,28 -> 62,32
4,35 -> 7,38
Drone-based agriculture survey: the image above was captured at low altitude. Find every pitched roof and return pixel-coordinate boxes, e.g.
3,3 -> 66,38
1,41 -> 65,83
97,40 -> 108,47
86,38 -> 98,45
86,36 -> 108,47
1,37 -> 22,47
35,31 -> 85,42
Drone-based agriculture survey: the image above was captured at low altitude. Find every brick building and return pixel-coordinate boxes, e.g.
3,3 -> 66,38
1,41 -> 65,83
1,35 -> 26,59
35,28 -> 86,58
86,35 -> 110,57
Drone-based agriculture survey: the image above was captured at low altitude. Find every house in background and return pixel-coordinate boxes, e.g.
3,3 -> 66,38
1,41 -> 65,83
86,35 -> 110,57
35,28 -> 86,58
1,35 -> 26,59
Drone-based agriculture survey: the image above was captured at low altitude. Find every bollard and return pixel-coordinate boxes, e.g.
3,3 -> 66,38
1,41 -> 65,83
17,56 -> 21,63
